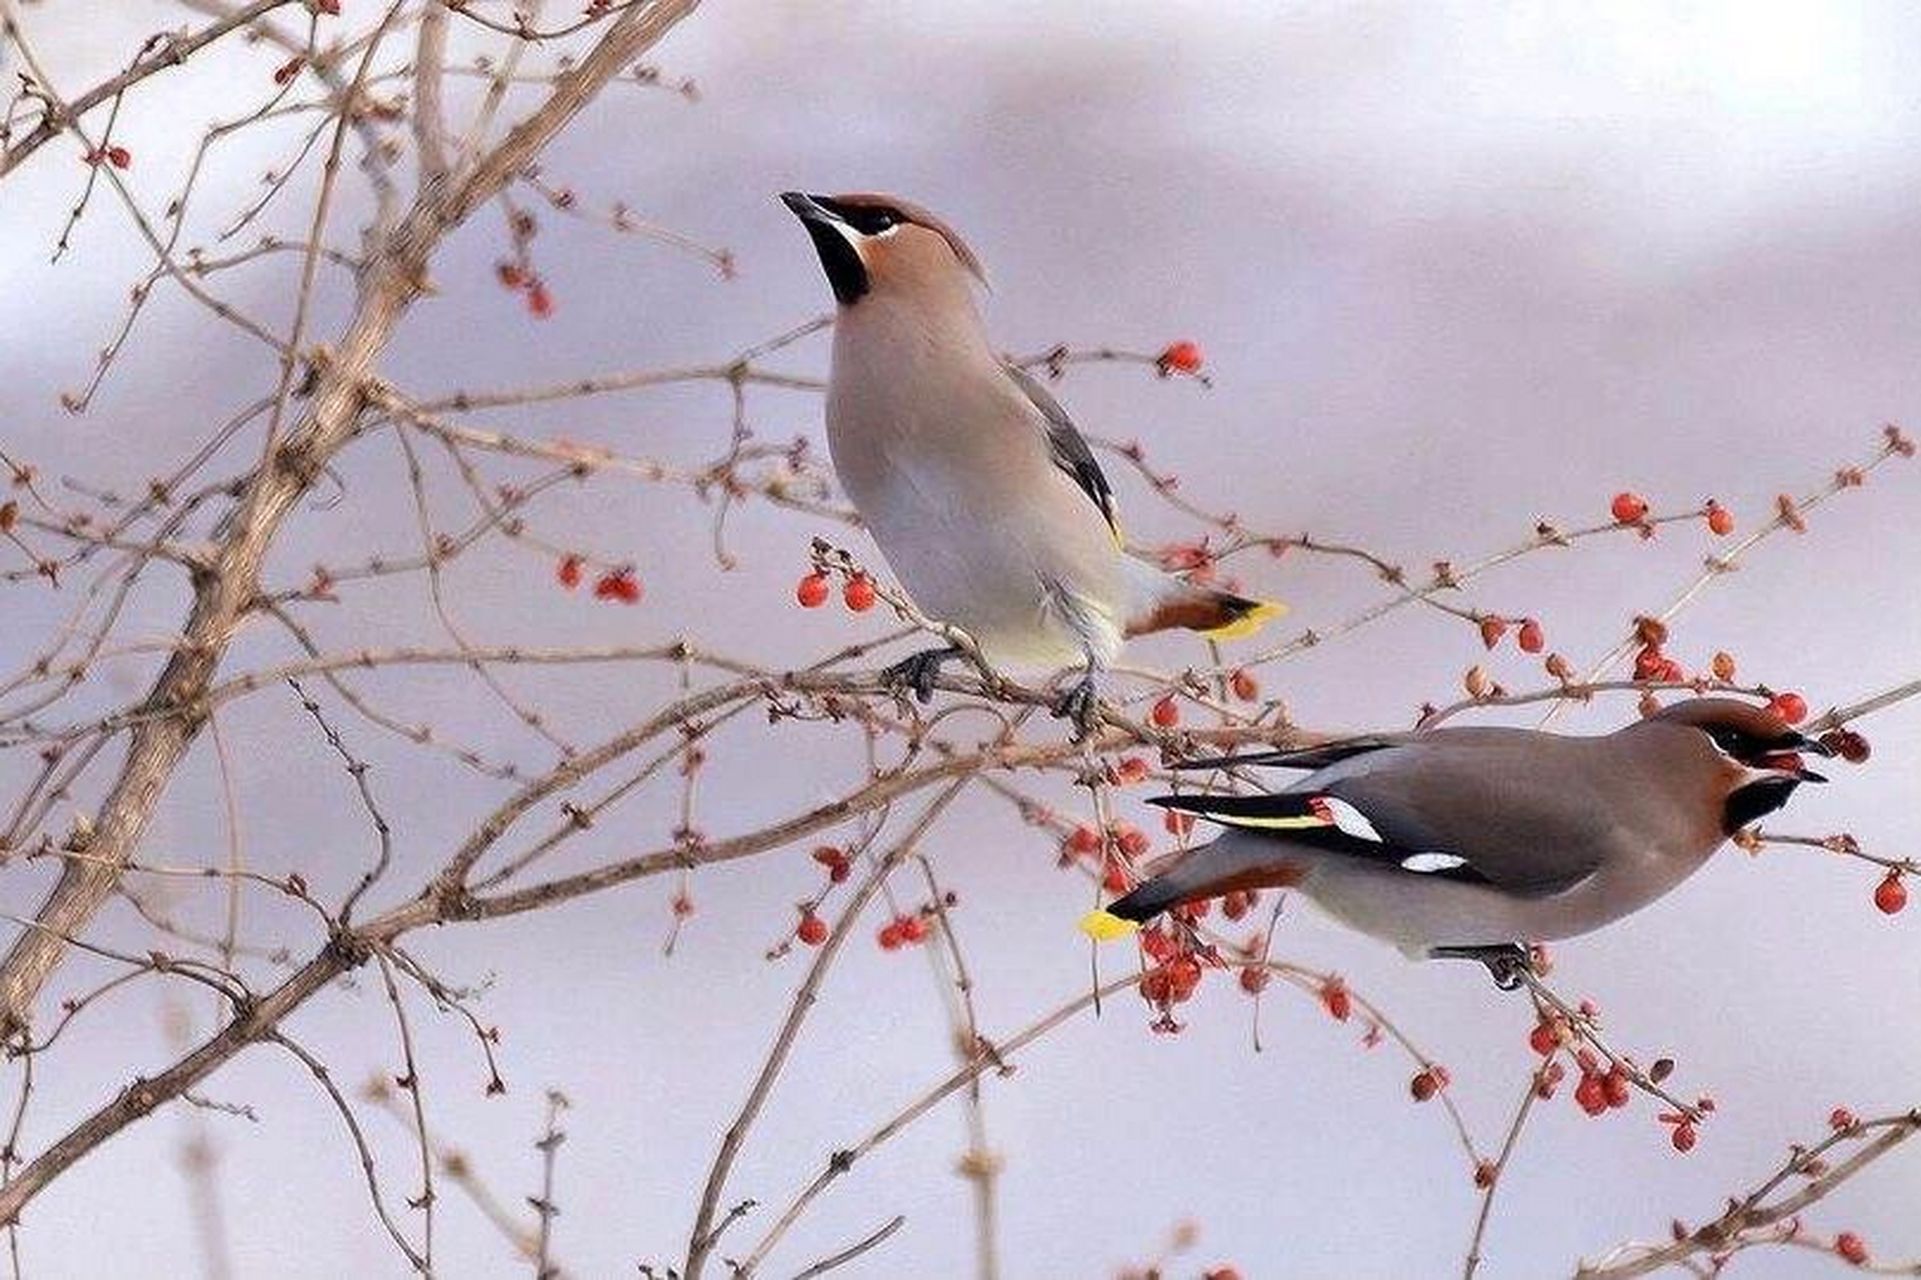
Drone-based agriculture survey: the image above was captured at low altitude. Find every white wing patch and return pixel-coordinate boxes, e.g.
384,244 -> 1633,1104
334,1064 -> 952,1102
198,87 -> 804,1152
1400,852 -> 1470,874
1310,796 -> 1384,842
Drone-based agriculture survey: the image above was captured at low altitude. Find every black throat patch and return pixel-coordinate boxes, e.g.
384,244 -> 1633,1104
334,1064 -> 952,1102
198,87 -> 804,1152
1722,776 -> 1800,834
801,220 -> 869,305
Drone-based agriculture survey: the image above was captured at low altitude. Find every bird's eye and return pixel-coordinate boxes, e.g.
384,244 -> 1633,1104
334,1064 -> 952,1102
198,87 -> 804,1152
1707,727 -> 1752,757
846,206 -> 900,235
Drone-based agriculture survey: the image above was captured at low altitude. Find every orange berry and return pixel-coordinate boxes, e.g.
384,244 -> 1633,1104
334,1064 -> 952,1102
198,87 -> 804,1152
1159,340 -> 1204,375
1150,695 -> 1180,728
1478,616 -> 1508,649
1711,651 -> 1736,682
1767,691 -> 1808,724
1610,492 -> 1650,523
842,575 -> 877,612
1517,618 -> 1545,654
1229,668 -> 1259,701
1705,500 -> 1735,536
1874,872 -> 1907,915
796,913 -> 828,946
795,572 -> 830,608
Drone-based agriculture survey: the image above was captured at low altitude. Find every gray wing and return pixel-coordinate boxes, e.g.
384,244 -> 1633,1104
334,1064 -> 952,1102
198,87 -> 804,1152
1004,363 -> 1120,538
1316,733 -> 1609,897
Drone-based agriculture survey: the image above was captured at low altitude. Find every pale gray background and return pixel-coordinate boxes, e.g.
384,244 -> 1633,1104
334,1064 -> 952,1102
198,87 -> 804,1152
3,3 -> 1920,1276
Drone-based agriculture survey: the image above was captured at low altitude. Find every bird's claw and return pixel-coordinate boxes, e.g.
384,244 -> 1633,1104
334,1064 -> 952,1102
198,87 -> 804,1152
1433,943 -> 1535,991
1050,676 -> 1100,741
882,647 -> 957,704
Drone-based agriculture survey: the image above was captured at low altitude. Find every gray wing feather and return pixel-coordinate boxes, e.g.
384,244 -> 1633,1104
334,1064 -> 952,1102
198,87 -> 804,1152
1313,733 -> 1608,897
1004,363 -> 1119,537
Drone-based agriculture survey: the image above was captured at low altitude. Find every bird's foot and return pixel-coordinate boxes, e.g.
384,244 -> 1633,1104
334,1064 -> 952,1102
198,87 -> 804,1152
1432,943 -> 1535,991
1050,674 -> 1101,741
882,646 -> 959,704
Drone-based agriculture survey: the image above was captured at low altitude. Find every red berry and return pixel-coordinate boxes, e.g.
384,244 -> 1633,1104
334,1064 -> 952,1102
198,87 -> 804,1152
1203,1268 -> 1243,1280
796,913 -> 828,946
105,145 -> 131,170
1113,756 -> 1150,784
1320,980 -> 1352,1022
1529,1021 -> 1559,1057
1150,695 -> 1180,728
1165,956 -> 1202,1001
496,261 -> 528,289
1575,1073 -> 1608,1116
1767,691 -> 1809,724
1065,824 -> 1102,856
526,280 -> 554,318
556,554 -> 583,590
1162,809 -> 1195,837
592,569 -> 641,604
1822,729 -> 1871,763
671,893 -> 695,918
1603,1066 -> 1631,1109
897,914 -> 928,944
1116,825 -> 1150,858
1221,889 -> 1253,921
1238,966 -> 1269,994
1140,927 -> 1177,963
1671,1121 -> 1698,1153
1473,1161 -> 1497,1189
843,575 -> 877,612
1610,491 -> 1650,523
1230,668 -> 1259,701
1478,616 -> 1508,649
795,572 -> 830,608
1634,646 -> 1666,680
1517,618 -> 1545,654
877,922 -> 903,951
1836,1232 -> 1869,1266
1874,872 -> 1907,915
1159,340 -> 1205,375
1410,1069 -> 1439,1101
1706,500 -> 1735,536
1830,1107 -> 1858,1131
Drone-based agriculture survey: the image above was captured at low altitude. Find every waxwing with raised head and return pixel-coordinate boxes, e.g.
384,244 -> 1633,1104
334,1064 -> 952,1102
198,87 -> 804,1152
780,191 -> 1283,734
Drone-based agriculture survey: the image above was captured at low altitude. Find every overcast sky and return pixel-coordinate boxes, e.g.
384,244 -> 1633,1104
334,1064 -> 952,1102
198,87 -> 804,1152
3,3 -> 1920,1277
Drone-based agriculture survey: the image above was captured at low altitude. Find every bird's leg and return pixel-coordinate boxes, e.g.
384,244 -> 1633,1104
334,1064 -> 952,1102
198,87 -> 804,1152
882,645 -> 962,704
1049,648 -> 1103,741
1431,943 -> 1535,991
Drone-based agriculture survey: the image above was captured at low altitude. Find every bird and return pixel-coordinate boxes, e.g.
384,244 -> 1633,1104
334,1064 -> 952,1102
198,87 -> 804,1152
779,191 -> 1283,734
1079,698 -> 1834,986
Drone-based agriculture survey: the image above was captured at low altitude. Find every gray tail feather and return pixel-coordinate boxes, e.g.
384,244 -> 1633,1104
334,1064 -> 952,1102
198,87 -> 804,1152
1107,840 -> 1290,922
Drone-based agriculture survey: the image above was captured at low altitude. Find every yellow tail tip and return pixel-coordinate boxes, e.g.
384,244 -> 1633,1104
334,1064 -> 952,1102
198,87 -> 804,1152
1078,909 -> 1141,942
1203,598 -> 1287,641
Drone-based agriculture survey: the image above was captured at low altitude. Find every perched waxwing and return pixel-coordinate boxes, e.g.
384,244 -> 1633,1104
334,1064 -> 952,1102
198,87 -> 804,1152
780,191 -> 1283,732
1080,699 -> 1833,985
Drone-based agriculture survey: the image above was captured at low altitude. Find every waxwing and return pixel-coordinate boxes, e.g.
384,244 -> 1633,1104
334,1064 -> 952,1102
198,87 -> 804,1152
781,191 -> 1282,732
1082,698 -> 1832,985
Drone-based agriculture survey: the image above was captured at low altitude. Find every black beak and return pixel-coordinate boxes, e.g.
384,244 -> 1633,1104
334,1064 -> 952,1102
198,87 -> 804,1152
1786,731 -> 1836,757
780,191 -> 837,225
778,191 -> 867,305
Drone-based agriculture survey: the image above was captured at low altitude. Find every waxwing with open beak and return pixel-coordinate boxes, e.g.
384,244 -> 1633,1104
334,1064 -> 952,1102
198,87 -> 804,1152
1081,698 -> 1833,985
